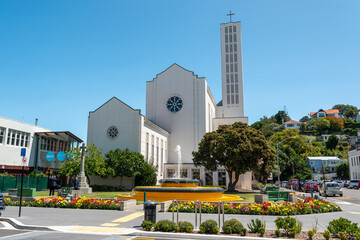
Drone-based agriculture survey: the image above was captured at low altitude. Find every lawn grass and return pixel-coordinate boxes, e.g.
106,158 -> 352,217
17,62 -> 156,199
224,192 -> 255,203
82,192 -> 129,199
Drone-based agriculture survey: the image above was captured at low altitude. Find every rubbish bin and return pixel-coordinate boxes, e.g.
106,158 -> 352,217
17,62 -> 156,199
144,200 -> 158,223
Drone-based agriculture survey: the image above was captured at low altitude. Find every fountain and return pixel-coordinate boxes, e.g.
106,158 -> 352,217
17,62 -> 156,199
117,178 -> 242,202
174,145 -> 181,178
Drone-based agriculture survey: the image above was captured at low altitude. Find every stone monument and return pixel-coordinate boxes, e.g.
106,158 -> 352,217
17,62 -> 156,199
78,143 -> 92,194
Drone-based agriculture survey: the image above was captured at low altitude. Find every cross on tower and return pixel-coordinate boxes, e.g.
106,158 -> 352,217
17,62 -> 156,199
227,10 -> 235,22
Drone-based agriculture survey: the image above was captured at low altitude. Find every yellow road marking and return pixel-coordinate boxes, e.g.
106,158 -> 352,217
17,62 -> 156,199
112,212 -> 144,223
350,212 -> 360,214
100,223 -> 120,227
118,238 -> 154,240
70,226 -> 123,233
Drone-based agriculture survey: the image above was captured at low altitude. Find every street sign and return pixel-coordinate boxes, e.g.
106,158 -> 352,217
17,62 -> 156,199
57,151 -> 66,161
46,151 -> 55,161
21,157 -> 27,165
20,148 -> 26,157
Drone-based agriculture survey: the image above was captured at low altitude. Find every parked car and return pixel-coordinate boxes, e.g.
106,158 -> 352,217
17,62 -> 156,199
0,193 -> 5,216
344,180 -> 350,188
333,180 -> 345,188
319,182 -> 343,197
288,179 -> 300,191
281,181 -> 288,188
301,182 -> 319,193
348,180 -> 360,189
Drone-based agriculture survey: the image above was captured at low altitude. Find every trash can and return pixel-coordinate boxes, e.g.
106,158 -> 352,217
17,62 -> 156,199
144,200 -> 158,223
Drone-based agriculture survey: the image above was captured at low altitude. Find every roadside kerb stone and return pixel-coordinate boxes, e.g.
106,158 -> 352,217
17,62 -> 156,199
0,217 -> 53,231
120,199 -> 137,211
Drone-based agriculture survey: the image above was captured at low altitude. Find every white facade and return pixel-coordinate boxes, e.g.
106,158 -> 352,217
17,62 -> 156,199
0,117 -> 50,168
349,149 -> 360,180
284,120 -> 301,130
87,20 -> 251,189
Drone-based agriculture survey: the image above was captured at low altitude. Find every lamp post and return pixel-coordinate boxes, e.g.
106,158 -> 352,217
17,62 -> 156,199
276,136 -> 296,201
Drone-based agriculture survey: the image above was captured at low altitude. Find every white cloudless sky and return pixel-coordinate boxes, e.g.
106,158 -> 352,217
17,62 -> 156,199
0,0 -> 359,141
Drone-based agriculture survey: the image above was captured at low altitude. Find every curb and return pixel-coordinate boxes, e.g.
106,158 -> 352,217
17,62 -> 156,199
130,230 -> 288,240
0,217 -> 54,231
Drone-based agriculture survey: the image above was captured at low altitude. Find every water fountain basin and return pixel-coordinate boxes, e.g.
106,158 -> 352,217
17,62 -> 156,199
117,179 -> 242,202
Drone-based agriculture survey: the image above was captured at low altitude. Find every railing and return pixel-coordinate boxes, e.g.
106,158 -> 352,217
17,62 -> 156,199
194,200 -> 202,229
218,201 -> 225,228
172,200 -> 179,224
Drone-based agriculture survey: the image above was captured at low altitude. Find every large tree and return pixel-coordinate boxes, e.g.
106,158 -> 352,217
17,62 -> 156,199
332,104 -> 358,119
192,122 -> 275,191
336,162 -> 349,180
59,144 -> 108,184
274,111 -> 291,125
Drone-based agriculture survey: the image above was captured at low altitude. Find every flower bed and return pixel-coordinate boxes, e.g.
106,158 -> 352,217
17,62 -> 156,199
5,196 -> 123,210
168,197 -> 341,215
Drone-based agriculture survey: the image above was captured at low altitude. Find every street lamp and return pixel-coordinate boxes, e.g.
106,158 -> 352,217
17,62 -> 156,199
276,136 -> 296,201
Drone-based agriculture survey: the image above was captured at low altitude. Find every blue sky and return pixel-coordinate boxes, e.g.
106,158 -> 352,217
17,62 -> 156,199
0,0 -> 359,141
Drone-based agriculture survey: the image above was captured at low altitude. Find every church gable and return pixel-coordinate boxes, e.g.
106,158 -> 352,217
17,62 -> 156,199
89,97 -> 141,117
149,63 -> 204,84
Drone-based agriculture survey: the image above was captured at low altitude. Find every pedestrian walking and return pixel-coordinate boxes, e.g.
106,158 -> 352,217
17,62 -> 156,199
74,177 -> 79,190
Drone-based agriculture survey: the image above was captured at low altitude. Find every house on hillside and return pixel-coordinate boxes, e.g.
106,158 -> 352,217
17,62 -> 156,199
307,156 -> 346,174
310,109 -> 339,118
283,120 -> 302,130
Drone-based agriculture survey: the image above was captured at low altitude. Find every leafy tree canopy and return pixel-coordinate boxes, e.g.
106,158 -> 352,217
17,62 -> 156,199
59,144 -> 107,179
336,162 -> 349,179
307,118 -> 330,135
299,116 -> 310,123
326,135 -> 339,150
274,111 -> 291,125
192,122 -> 275,190
332,104 -> 358,119
325,116 -> 344,132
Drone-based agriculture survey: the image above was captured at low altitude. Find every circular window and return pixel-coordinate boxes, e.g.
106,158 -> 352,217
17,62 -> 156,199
107,126 -> 118,138
166,96 -> 183,113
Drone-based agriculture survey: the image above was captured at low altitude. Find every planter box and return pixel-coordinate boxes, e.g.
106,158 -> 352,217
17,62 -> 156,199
17,188 -> 36,197
255,194 -> 268,203
8,189 -> 17,196
120,199 -> 137,211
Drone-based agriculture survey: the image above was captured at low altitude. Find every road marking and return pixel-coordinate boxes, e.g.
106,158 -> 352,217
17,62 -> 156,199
100,223 -> 120,227
118,238 -> 154,240
112,212 -> 144,223
70,226 -> 124,233
350,212 -> 360,214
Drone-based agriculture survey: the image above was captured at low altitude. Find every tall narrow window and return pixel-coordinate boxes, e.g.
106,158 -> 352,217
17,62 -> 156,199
231,95 -> 234,104
234,44 -> 237,51
229,34 -> 232,42
229,26 -> 232,33
151,135 -> 155,165
230,54 -> 233,62
225,27 -> 228,33
226,85 -> 230,93
235,63 -> 238,72
226,54 -> 229,63
225,35 -> 228,43
233,26 -> 236,32
234,54 -> 237,62
235,73 -> 238,82
226,65 -> 229,73
0,127 -> 5,144
226,74 -> 229,83
233,34 -> 237,42
231,85 -> 234,93
225,45 -> 228,53
230,45 -> 233,52
231,74 -> 234,83
146,133 -> 149,161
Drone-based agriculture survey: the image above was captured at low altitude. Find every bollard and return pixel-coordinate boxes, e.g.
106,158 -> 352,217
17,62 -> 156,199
218,201 -> 224,228
172,200 -> 179,224
143,191 -> 146,210
194,200 -> 202,229
311,189 -> 313,198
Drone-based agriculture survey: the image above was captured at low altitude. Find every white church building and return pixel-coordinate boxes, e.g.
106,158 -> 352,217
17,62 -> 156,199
87,20 -> 251,189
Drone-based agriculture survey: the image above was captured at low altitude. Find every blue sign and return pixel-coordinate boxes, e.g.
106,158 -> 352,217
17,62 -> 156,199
20,148 -> 26,157
67,153 -> 73,160
57,151 -> 66,162
46,151 -> 55,162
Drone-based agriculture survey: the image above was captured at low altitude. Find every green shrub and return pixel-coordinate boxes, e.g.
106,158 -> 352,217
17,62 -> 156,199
327,217 -> 359,236
222,219 -> 246,235
199,220 -> 219,234
258,227 -> 265,237
90,185 -> 126,192
289,228 -> 296,238
339,232 -> 347,240
141,220 -> 153,231
154,220 -> 178,232
322,230 -> 331,240
178,221 -> 194,233
307,230 -> 315,240
275,216 -> 296,236
275,228 -> 281,238
248,218 -> 266,234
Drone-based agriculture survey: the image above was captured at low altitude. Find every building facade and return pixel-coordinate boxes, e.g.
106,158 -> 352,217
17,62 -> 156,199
310,109 -> 339,118
307,156 -> 346,173
0,116 -> 82,175
349,148 -> 360,180
283,120 -> 301,130
87,20 -> 251,189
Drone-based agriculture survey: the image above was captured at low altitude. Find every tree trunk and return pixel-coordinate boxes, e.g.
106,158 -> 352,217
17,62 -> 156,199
227,171 -> 240,192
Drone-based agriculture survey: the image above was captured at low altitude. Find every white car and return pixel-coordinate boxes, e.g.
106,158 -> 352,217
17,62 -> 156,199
348,180 -> 360,189
319,182 -> 343,197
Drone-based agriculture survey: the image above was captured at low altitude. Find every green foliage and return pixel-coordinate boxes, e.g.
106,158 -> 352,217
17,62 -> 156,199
325,116 -> 344,132
90,185 -> 126,192
307,230 -> 315,240
275,228 -> 281,238
326,135 -> 339,150
322,230 -> 331,240
307,118 -> 330,135
289,228 -> 297,238
59,144 -> 107,180
28,170 -> 47,177
193,122 -> 275,190
275,216 -> 301,236
222,219 -> 246,235
178,221 -> 194,233
199,220 -> 219,234
333,104 -> 359,119
339,232 -> 347,240
135,161 -> 157,186
105,148 -> 145,178
299,116 -> 310,123
251,121 -> 266,130
274,111 -> 291,124
247,218 -> 266,235
336,162 -> 349,179
141,220 -> 154,231
154,220 -> 178,232
327,217 -> 359,236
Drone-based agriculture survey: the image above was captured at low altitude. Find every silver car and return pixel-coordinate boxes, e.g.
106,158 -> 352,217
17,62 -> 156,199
319,182 -> 343,197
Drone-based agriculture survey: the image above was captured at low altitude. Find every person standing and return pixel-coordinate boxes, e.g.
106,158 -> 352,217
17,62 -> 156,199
49,175 -> 57,196
74,177 -> 79,190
